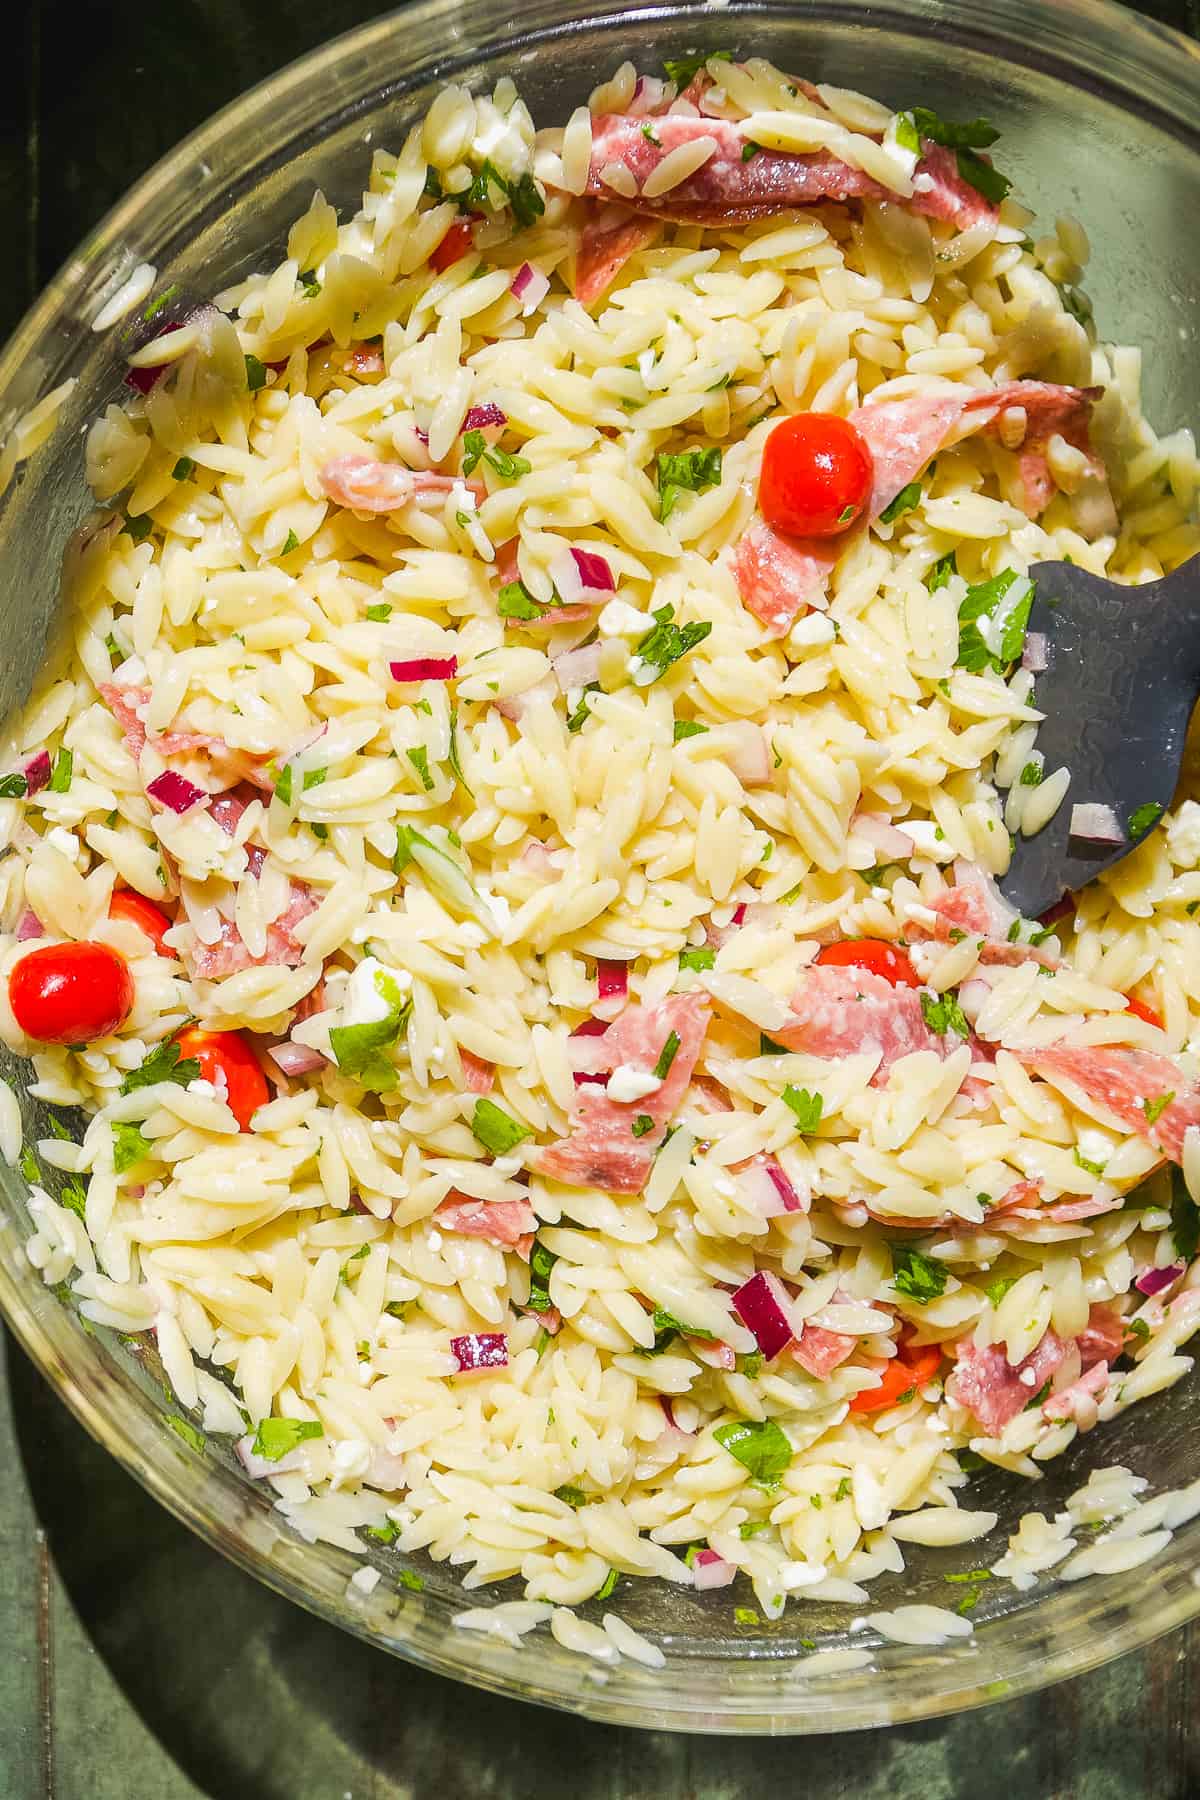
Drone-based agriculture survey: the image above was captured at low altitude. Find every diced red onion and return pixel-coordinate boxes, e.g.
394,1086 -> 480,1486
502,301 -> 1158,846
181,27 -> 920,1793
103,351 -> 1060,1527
1069,802 -> 1124,845
732,1270 -> 797,1361
245,843 -> 267,879
450,1332 -> 508,1374
725,722 -> 771,789
15,908 -> 43,942
366,1447 -> 408,1490
460,403 -> 507,433
852,810 -> 915,861
125,322 -> 183,393
146,770 -> 208,815
592,958 -> 628,1022
267,1040 -> 329,1076
730,903 -> 747,927
1022,631 -> 1048,673
549,544 -> 616,608
390,657 -> 458,682
629,75 -> 668,115
414,426 -> 430,446
1038,891 -> 1076,929
552,642 -> 603,693
510,263 -> 550,314
22,751 -> 52,795
572,1018 -> 610,1038
735,1160 -> 791,1219
764,1158 -> 804,1214
691,1549 -> 737,1590
1135,1262 -> 1184,1297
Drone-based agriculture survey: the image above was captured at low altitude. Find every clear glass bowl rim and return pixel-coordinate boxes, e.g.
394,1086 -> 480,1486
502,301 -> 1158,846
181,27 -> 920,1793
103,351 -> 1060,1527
3,0 -> 1200,1734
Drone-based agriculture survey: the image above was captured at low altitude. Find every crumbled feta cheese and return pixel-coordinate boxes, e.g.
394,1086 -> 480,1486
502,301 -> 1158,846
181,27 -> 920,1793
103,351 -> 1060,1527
903,821 -> 956,862
788,612 -> 836,649
186,1078 -> 219,1101
331,1439 -> 372,1484
350,1565 -> 381,1594
1166,799 -> 1200,869
341,956 -> 394,1026
599,599 -> 656,638
606,1064 -> 663,1103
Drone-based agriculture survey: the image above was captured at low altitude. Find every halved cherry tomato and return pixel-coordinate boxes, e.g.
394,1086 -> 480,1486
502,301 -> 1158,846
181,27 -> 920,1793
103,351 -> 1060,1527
9,942 -> 134,1044
815,939 -> 921,989
759,413 -> 874,539
108,889 -> 175,956
429,219 -> 475,274
175,1026 -> 269,1132
1124,994 -> 1163,1029
849,1341 -> 942,1415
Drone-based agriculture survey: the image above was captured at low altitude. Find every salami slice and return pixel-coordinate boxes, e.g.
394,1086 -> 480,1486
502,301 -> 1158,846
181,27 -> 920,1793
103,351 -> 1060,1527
1076,1303 -> 1124,1370
459,1050 -> 496,1095
434,1192 -> 536,1251
537,993 -> 710,1193
189,884 -> 318,980
946,1329 -> 1067,1434
792,1323 -> 856,1378
1019,1044 -> 1200,1165
730,519 -> 836,633
574,212 -> 660,305
774,964 -> 958,1086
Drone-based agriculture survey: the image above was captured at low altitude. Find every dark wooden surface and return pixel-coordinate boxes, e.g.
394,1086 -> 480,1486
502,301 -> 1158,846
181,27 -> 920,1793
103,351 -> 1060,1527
3,4 -> 1200,1794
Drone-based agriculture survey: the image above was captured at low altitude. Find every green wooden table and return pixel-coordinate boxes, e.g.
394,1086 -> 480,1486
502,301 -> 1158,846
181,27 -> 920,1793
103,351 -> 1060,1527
4,4 -> 1200,1792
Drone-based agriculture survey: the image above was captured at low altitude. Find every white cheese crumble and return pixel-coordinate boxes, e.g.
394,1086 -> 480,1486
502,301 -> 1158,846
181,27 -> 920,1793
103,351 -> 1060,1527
606,1064 -> 664,1103
341,956 -> 394,1026
599,599 -> 656,637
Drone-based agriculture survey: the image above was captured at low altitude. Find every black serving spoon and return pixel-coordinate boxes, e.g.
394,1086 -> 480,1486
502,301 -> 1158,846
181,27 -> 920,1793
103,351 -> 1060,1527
998,557 -> 1200,919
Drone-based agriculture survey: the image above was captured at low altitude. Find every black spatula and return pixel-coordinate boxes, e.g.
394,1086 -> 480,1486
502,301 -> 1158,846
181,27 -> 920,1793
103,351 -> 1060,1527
998,557 -> 1200,919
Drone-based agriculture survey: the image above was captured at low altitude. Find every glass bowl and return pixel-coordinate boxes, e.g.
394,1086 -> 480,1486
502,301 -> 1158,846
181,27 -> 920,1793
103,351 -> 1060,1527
3,0 -> 1200,1734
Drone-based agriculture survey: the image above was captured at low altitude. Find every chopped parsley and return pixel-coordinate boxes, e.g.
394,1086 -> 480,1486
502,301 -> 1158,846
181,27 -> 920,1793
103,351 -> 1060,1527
1143,1092 -> 1175,1127
497,579 -> 546,621
642,124 -> 662,146
733,1608 -> 760,1626
281,529 -> 300,556
365,1519 -> 400,1544
251,1416 -> 323,1461
1059,285 -> 1093,331
126,514 -> 153,543
736,1350 -> 763,1378
596,1568 -> 619,1601
554,1484 -> 590,1508
0,772 -> 28,800
983,1274 -> 1018,1307
927,550 -> 957,592
673,719 -> 708,742
111,1123 -> 152,1174
656,446 -> 723,523
631,1115 -> 656,1138
741,142 -> 763,162
713,1417 -> 793,1490
956,569 -> 1034,674
919,990 -> 970,1038
782,1086 -> 823,1133
366,602 -> 391,622
1019,761 -> 1044,787
244,354 -> 268,393
48,748 -> 73,793
679,946 -> 715,973
894,112 -> 922,155
955,1448 -> 986,1473
879,480 -> 921,524
507,172 -> 545,229
1128,801 -> 1164,840
471,1097 -> 532,1156
566,683 -> 600,733
653,1030 -> 681,1080
1073,1147 -> 1107,1177
835,1476 -> 852,1501
739,1520 -> 770,1539
908,106 -> 1010,204
397,1569 -> 426,1593
836,502 -> 857,523
406,746 -> 435,792
171,455 -> 195,482
663,49 -> 732,87
299,269 -> 322,298
759,1033 -> 787,1056
633,604 -> 713,683
328,968 -> 412,1091
1125,1316 -> 1151,1344
1024,1378 -> 1052,1411
462,429 -> 530,481
890,1244 -> 949,1306
120,1039 -> 202,1096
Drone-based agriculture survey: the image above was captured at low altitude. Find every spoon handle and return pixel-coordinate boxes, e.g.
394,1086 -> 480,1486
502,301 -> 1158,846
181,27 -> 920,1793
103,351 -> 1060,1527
1150,555 -> 1200,678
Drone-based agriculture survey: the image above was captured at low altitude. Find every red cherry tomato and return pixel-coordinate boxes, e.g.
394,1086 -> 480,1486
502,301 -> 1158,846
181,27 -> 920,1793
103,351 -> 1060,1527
429,219 -> 475,274
815,939 -> 921,989
175,1027 -> 269,1132
1124,993 -> 1163,1029
9,942 -> 134,1044
108,890 -> 175,956
759,413 -> 874,539
849,1340 -> 942,1415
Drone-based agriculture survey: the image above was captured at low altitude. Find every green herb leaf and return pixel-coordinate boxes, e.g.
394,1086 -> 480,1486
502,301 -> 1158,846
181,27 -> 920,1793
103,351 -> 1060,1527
596,1567 -> 619,1601
251,1416 -> 324,1461
141,284 -> 180,323
890,1244 -> 948,1306
566,682 -> 600,733
955,1448 -> 985,1472
126,514 -> 153,543
471,1097 -> 532,1156
406,746 -> 435,792
120,1039 -> 202,1096
1125,1316 -> 1151,1343
497,579 -> 546,621
651,1305 -> 714,1344
555,1484 -> 591,1508
527,1237 -> 558,1313
1143,1091 -> 1175,1127
663,49 -> 732,87
366,602 -> 391,622
983,1274 -> 1018,1307
1024,1378 -> 1052,1411
836,502 -> 857,524
909,105 -> 1001,150
741,142 -> 763,162
879,480 -> 921,524
1019,760 -> 1044,787
1073,1146 -> 1107,1177
678,946 -> 715,973
0,772 -> 28,799
273,764 -> 294,807
171,455 -> 195,482
462,429 -> 530,481
281,529 -> 300,556
759,1033 -> 787,1056
1129,801 -> 1164,840
111,1122 -> 152,1174
713,1417 -> 793,1489
894,111 -> 921,155
18,1146 -> 40,1185
736,1350 -> 763,1378
653,1030 -> 681,1081
782,1085 -> 823,1133
164,1415 -> 206,1453
398,1568 -> 425,1592
328,968 -> 413,1091
244,354 -> 268,393
633,604 -> 713,682
46,748 -> 73,794
734,1607 -> 760,1626
365,1519 -> 400,1544
299,270 -> 322,298
631,1114 -> 656,1138
835,1476 -> 852,1501
642,124 -> 662,146
920,989 -> 970,1038
657,446 -> 722,522
956,569 -> 1033,674
739,1520 -> 770,1539
927,550 -> 957,592
507,172 -> 545,228
60,1178 -> 88,1222
673,719 -> 708,742
955,146 -> 1011,205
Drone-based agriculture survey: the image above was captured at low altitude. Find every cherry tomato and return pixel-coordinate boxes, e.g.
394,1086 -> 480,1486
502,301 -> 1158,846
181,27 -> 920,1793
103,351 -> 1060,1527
815,939 -> 921,989
108,890 -> 175,956
1124,993 -> 1163,1029
175,1027 -> 269,1132
849,1340 -> 942,1415
759,413 -> 874,539
9,942 -> 134,1044
429,219 -> 474,274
